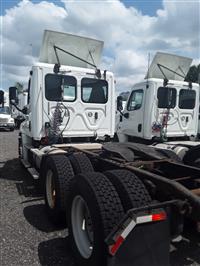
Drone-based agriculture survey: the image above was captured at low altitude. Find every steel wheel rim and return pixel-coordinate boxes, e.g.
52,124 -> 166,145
71,195 -> 94,259
46,170 -> 56,209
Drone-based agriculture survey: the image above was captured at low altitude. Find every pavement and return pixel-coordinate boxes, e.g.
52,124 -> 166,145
0,130 -> 200,266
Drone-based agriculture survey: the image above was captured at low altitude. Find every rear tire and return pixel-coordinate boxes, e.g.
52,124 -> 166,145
104,169 -> 152,211
44,155 -> 74,224
69,153 -> 94,174
68,172 -> 124,266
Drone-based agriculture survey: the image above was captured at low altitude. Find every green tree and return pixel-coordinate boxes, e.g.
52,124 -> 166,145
15,82 -> 24,94
185,64 -> 200,83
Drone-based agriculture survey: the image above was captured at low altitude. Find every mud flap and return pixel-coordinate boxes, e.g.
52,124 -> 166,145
107,219 -> 170,266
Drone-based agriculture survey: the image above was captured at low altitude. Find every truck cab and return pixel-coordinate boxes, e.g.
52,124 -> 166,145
9,30 -> 115,162
21,63 -> 115,142
117,78 -> 199,142
117,52 -> 200,143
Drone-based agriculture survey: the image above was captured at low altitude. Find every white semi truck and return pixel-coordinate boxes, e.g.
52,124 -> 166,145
9,31 -> 200,266
117,52 -> 200,166
0,90 -> 15,131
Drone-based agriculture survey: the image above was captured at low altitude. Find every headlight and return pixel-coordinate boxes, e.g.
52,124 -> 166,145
9,118 -> 14,123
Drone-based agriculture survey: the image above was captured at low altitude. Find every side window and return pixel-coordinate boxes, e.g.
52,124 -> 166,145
81,78 -> 108,104
157,87 -> 176,108
45,74 -> 76,102
179,89 -> 196,109
127,90 -> 143,111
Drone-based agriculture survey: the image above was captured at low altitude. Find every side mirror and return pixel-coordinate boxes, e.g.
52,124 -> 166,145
22,106 -> 28,115
9,87 -> 18,104
117,96 -> 123,111
124,112 -> 129,119
0,90 -> 4,104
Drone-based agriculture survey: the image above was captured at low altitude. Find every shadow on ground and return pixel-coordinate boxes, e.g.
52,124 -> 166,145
23,204 -> 66,233
0,158 -> 43,197
38,237 -> 76,266
0,158 -> 25,181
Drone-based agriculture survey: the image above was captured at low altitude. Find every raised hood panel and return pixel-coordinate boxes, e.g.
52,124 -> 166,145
39,30 -> 104,68
145,52 -> 192,81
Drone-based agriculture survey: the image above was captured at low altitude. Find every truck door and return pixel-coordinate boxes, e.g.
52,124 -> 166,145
121,89 -> 145,138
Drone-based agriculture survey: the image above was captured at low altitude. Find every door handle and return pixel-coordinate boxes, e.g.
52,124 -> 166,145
95,112 -> 98,120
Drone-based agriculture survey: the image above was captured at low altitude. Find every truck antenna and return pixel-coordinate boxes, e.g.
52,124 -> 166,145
89,50 -> 102,79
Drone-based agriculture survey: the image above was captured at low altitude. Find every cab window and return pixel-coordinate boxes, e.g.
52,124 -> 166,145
81,78 -> 108,104
179,89 -> 196,109
127,90 -> 143,111
45,74 -> 77,102
157,87 -> 176,108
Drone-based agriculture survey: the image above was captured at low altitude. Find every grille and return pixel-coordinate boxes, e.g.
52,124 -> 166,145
0,118 -> 8,123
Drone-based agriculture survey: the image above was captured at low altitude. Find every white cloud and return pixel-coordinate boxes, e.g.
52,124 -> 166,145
1,0 -> 199,92
1,0 -> 67,89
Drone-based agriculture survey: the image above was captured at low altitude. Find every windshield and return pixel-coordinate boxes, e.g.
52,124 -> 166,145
0,107 -> 10,114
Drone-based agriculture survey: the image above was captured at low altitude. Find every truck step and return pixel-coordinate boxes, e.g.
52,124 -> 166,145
21,158 -> 31,168
27,167 -> 39,180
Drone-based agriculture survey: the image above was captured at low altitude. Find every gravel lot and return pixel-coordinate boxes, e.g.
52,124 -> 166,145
0,130 -> 200,266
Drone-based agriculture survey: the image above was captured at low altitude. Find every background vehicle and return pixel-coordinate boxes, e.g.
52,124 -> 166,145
11,91 -> 28,128
117,52 -> 200,166
9,31 -> 200,266
0,90 -> 15,131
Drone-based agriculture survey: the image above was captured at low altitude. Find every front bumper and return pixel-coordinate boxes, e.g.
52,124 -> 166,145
0,123 -> 15,129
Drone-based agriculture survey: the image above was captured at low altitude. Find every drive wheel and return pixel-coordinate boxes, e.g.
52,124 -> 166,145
104,169 -> 152,211
69,152 -> 94,174
44,155 -> 74,224
68,172 -> 124,266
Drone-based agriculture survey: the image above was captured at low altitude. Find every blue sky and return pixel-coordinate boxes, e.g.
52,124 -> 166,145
1,0 -> 199,92
1,0 -> 163,16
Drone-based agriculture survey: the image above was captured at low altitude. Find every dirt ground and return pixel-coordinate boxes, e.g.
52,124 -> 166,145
0,130 -> 200,266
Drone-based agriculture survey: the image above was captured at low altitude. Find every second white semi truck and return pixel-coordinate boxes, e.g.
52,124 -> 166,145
117,52 -> 200,166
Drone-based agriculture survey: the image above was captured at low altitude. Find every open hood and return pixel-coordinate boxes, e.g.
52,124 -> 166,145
145,52 -> 193,81
39,30 -> 104,68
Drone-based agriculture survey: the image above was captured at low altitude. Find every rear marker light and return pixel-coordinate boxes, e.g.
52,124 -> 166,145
137,211 -> 167,224
152,211 -> 167,221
